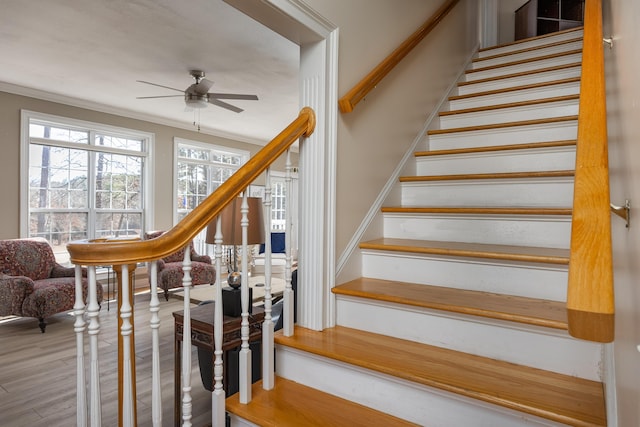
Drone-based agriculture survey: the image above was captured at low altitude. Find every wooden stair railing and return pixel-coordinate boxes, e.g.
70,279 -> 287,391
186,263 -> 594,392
567,0 -> 614,342
67,107 -> 315,427
67,107 -> 315,265
338,0 -> 459,114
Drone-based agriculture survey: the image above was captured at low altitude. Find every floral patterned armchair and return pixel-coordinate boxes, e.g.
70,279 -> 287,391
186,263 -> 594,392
145,231 -> 216,301
0,238 -> 102,333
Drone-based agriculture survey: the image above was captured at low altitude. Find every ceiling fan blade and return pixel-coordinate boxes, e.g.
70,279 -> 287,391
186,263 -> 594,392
208,98 -> 244,113
136,95 -> 184,99
193,78 -> 214,95
137,80 -> 184,93
208,93 -> 259,101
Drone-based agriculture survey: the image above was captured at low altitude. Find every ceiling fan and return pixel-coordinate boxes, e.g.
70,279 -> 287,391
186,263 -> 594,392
136,70 -> 258,113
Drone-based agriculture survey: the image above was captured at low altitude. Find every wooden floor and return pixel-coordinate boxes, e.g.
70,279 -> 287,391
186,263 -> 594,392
0,292 -> 213,427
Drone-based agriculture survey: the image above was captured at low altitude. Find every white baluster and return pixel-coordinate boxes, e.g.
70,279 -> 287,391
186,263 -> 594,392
284,150 -> 295,336
262,168 -> 275,390
239,192 -> 252,403
74,265 -> 87,427
119,264 -> 135,427
181,247 -> 193,426
87,265 -> 102,426
149,261 -> 162,426
212,218 -> 225,427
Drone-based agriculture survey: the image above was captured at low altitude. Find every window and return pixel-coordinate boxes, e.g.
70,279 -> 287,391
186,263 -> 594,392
21,111 -> 153,264
174,138 -> 249,253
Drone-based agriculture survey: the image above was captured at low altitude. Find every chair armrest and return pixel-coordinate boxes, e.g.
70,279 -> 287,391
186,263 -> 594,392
0,275 -> 35,316
191,254 -> 212,264
50,263 -> 87,278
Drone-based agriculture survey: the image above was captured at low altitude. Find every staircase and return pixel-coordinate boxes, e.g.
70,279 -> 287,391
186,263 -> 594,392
226,28 -> 608,427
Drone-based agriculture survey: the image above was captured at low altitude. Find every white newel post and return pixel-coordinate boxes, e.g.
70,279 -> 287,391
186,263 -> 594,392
212,218 -> 225,427
239,193 -> 252,403
87,265 -> 102,426
181,248 -> 193,426
148,262 -> 162,426
74,265 -> 87,427
262,168 -> 275,390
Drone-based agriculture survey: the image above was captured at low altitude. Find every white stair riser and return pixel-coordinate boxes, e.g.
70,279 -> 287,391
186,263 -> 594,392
335,297 -> 602,380
277,347 -> 568,427
471,40 -> 583,69
428,122 -> 577,150
361,251 -> 568,301
416,147 -> 576,175
465,53 -> 582,82
477,30 -> 584,58
439,100 -> 578,129
401,178 -> 574,208
383,214 -> 571,248
450,81 -> 580,110
457,66 -> 581,96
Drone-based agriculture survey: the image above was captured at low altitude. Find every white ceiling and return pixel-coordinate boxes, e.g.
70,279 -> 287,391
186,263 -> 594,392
0,0 -> 300,144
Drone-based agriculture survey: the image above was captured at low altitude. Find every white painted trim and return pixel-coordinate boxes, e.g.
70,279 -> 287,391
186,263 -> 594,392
335,45 -> 479,278
254,0 -> 338,330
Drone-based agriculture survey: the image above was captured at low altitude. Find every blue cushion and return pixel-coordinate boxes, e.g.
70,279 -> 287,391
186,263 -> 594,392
259,232 -> 286,254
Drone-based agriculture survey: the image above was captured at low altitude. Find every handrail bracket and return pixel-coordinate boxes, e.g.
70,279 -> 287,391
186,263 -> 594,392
610,199 -> 631,228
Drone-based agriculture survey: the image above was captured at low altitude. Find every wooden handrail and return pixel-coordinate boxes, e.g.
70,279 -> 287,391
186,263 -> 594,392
338,0 -> 459,114
566,0 -> 614,343
67,107 -> 315,265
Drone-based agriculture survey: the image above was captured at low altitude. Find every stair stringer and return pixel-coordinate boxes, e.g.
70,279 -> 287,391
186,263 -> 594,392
275,345 -> 569,427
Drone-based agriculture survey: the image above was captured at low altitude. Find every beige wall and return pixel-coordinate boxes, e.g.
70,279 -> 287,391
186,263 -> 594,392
498,0 -> 530,44
0,91 -> 295,239
603,0 -> 640,425
302,0 -> 479,258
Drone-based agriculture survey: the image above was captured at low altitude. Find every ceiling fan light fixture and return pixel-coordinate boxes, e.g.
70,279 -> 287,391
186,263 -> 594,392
185,93 -> 208,108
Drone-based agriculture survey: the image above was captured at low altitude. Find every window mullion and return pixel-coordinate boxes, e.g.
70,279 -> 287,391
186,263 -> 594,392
87,131 -> 97,240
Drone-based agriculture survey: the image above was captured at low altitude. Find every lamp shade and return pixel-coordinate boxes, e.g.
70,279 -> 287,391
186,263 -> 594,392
206,196 -> 265,246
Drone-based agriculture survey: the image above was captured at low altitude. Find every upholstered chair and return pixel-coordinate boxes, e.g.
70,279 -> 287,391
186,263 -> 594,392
144,231 -> 216,301
251,232 -> 298,280
0,238 -> 102,332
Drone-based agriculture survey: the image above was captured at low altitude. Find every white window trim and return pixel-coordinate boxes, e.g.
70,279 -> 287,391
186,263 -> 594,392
20,109 -> 155,240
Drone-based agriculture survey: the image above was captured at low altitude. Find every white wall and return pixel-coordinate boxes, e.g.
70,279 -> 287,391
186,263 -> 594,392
602,0 -> 640,425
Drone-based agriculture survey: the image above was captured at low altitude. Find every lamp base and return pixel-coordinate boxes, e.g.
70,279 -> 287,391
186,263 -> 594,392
222,286 -> 253,317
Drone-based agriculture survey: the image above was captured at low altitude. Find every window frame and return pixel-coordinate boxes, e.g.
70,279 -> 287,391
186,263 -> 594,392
20,110 -> 154,262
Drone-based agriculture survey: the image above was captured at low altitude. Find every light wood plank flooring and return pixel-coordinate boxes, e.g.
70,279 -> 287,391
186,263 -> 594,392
0,292 -> 212,427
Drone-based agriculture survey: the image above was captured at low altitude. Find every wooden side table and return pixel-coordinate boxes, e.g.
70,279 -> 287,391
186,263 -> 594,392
173,303 -> 265,426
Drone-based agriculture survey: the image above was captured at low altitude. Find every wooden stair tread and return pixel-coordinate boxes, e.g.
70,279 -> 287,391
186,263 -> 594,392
399,170 -> 574,182
225,377 -> 419,427
467,49 -> 582,75
359,237 -> 569,265
473,37 -> 583,63
440,94 -> 579,117
478,26 -> 583,53
427,115 -> 578,135
333,277 -> 568,329
275,326 -> 606,426
458,63 -> 581,88
415,140 -> 576,157
381,206 -> 572,215
450,77 -> 581,101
